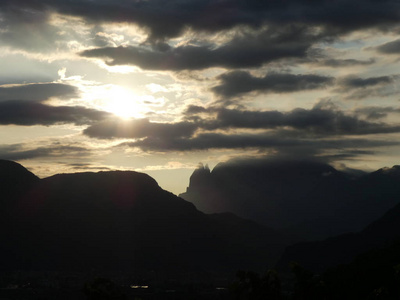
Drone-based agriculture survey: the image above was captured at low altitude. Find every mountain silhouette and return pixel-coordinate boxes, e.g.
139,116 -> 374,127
180,158 -> 400,240
277,187 -> 400,273
0,160 -> 289,274
0,159 -> 39,205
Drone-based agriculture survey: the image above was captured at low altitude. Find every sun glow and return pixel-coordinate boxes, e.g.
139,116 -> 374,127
103,86 -> 145,119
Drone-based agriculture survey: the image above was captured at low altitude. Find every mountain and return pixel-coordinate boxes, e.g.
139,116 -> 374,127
180,158 -> 400,240
277,197 -> 400,274
0,161 -> 289,274
0,159 -> 39,205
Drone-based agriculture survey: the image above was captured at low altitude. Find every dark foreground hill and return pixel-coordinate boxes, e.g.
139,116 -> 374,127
0,160 -> 288,274
180,158 -> 400,240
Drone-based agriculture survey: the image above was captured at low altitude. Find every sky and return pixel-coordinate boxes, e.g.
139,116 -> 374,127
1,0 -> 400,194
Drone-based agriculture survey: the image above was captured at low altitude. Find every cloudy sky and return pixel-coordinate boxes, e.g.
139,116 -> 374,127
1,0 -> 400,194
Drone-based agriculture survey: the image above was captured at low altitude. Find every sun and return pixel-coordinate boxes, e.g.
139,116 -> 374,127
103,86 -> 144,119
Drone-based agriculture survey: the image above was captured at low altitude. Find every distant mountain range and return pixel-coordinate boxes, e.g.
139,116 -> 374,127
0,160 -> 289,274
180,158 -> 400,240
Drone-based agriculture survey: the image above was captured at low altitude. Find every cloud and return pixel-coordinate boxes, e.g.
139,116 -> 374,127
185,105 -> 400,136
0,0 -> 398,59
67,163 -> 111,171
0,143 -> 91,160
376,39 -> 400,54
84,104 -> 400,145
212,71 -> 333,98
125,132 -> 304,151
3,0 -> 398,41
354,106 -> 400,120
336,75 -> 399,100
339,75 -> 396,89
321,58 -> 376,67
321,149 -> 377,162
0,83 -> 79,102
83,118 -> 198,139
0,2 -> 124,54
1,0 -> 400,171
80,25 -> 318,70
185,105 -> 208,115
0,2 -> 60,52
123,131 -> 399,154
0,100 -> 111,126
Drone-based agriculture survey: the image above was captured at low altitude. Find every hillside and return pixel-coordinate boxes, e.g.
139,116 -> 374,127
0,160 -> 288,274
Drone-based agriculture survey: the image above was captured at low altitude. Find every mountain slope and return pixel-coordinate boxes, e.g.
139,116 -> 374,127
0,161 -> 288,274
0,159 -> 39,205
180,158 -> 400,240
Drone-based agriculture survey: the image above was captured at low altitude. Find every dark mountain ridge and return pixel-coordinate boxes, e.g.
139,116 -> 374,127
277,197 -> 400,274
180,158 -> 400,240
0,159 -> 39,206
0,160 -> 289,274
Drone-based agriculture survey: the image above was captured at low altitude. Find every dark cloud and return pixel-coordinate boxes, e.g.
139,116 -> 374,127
0,2 -> 118,52
78,99 -> 400,162
123,131 -> 399,153
376,39 -> 400,54
67,163 -> 111,171
2,0 -> 398,71
85,104 -> 400,143
339,75 -> 396,89
336,75 -> 399,100
185,105 -> 208,115
321,58 -> 376,67
80,25 -> 319,70
354,106 -> 400,120
185,105 -> 400,136
0,2 -> 66,52
0,143 -> 91,160
0,0 -> 397,64
124,132 -> 306,152
0,100 -> 111,126
212,71 -> 333,97
83,118 -> 197,139
2,0 -> 398,41
0,83 -> 79,102
323,149 -> 376,159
